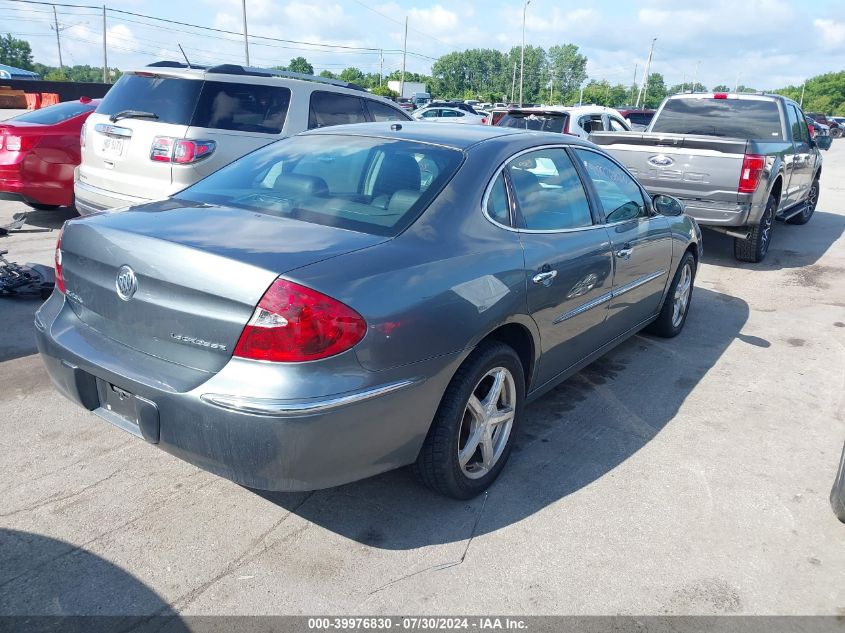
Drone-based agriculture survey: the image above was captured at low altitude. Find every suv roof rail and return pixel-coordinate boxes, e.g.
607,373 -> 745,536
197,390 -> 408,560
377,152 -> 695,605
146,60 -> 209,69
203,64 -> 366,91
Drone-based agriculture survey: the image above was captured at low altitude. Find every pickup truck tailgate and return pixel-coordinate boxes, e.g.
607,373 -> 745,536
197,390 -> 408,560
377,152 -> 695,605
590,132 -> 749,204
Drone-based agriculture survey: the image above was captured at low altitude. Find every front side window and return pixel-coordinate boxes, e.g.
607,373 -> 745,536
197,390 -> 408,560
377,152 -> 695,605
575,149 -> 647,223
506,148 -> 593,231
193,81 -> 291,134
790,105 -> 810,144
178,134 -> 464,237
421,109 -> 440,118
308,92 -> 368,129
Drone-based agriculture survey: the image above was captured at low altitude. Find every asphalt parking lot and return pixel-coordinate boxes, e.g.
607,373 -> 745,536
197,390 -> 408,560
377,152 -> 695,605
1,145 -> 844,617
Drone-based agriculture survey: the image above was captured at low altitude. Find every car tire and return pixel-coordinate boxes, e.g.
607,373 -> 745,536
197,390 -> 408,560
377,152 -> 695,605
645,251 -> 696,338
831,128 -> 842,139
25,203 -> 60,211
413,341 -> 525,499
786,179 -> 819,225
734,195 -> 775,262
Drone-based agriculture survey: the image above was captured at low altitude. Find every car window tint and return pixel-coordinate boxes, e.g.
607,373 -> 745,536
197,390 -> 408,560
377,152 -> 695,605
421,109 -> 439,118
650,98 -> 784,140
365,99 -> 408,122
192,81 -> 291,134
507,149 -> 593,231
608,117 -> 628,132
496,113 -> 567,133
627,112 -> 653,126
10,100 -> 95,125
789,105 -> 809,144
308,92 -> 368,129
178,135 -> 464,237
96,74 -> 202,125
486,172 -> 510,225
575,149 -> 647,223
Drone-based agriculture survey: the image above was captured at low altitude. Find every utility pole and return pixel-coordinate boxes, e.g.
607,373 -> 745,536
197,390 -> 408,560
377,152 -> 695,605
379,49 -> 383,87
241,0 -> 250,66
579,81 -> 584,106
102,5 -> 108,82
519,0 -> 530,106
631,63 -> 637,104
800,81 -> 806,107
734,71 -> 740,93
693,60 -> 700,92
52,5 -> 64,72
636,37 -> 656,108
400,16 -> 408,99
510,62 -> 517,103
549,73 -> 553,104
681,71 -> 686,93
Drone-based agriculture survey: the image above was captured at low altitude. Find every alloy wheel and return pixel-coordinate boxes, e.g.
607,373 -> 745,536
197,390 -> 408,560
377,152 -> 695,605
672,262 -> 693,328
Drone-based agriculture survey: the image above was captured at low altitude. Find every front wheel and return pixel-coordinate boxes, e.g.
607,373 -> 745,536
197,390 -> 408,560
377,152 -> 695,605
734,195 -> 775,262
413,342 -> 525,499
645,251 -> 696,338
786,179 -> 819,225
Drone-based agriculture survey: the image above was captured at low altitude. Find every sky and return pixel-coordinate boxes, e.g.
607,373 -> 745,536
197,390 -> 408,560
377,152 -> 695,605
1,0 -> 844,90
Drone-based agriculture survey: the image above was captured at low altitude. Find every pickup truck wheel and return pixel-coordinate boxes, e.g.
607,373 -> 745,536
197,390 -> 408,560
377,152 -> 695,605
413,341 -> 525,500
645,252 -> 696,338
786,179 -> 819,225
734,195 -> 775,262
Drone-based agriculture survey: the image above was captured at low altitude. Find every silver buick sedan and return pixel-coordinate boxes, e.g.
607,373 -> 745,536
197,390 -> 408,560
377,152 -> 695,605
35,122 -> 701,499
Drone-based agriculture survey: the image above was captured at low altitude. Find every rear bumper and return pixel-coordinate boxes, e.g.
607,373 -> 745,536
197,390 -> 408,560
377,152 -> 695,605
0,164 -> 71,207
678,199 -> 758,227
73,178 -> 149,215
34,292 -> 455,491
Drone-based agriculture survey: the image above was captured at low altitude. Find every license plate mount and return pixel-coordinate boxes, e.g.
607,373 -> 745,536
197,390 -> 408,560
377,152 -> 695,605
95,378 -> 160,443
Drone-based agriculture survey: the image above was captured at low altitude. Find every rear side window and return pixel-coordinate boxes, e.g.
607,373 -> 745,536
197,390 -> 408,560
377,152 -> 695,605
192,82 -> 291,134
96,74 -> 202,125
177,134 -> 464,237
365,100 -> 408,122
497,113 -> 568,133
309,92 -> 368,129
650,98 -> 784,141
10,100 -> 95,125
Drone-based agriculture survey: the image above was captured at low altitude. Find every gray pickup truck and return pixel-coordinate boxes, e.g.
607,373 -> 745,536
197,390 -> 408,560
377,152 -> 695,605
591,93 -> 832,262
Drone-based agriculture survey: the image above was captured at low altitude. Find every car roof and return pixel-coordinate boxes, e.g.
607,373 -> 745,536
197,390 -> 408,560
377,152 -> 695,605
303,121 -> 596,151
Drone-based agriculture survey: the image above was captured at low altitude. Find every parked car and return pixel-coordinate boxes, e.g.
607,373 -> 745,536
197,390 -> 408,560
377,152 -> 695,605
806,112 -> 841,138
426,100 -> 479,114
831,116 -> 845,131
74,62 -> 411,216
805,115 -> 830,138
833,441 -> 845,523
37,122 -> 700,499
592,92 -> 831,263
396,97 -> 415,112
487,107 -> 511,126
0,98 -> 99,210
495,105 -> 632,139
616,107 -> 656,131
413,106 -> 487,124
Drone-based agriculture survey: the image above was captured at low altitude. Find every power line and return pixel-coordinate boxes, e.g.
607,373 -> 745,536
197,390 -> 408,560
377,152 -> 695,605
349,0 -> 456,52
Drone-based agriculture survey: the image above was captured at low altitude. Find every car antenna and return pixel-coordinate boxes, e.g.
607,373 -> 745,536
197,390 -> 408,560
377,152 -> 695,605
178,44 -> 193,69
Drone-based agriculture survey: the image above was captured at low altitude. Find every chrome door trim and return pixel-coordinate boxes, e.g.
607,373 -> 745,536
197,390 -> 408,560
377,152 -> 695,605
612,269 -> 667,298
551,268 -> 666,324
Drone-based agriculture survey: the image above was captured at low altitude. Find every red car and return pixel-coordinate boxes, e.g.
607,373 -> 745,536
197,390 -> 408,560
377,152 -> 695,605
0,97 -> 99,210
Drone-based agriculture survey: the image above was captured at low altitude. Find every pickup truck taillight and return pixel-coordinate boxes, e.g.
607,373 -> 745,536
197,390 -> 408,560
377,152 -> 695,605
150,137 -> 216,164
738,154 -> 765,194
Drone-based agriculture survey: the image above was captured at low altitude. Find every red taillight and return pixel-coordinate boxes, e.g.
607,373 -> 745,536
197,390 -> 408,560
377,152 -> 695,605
738,154 -> 765,194
54,231 -> 65,294
807,124 -> 815,139
481,118 -> 487,125
233,279 -> 367,362
563,115 -> 572,135
713,93 -> 728,99
150,136 -> 215,164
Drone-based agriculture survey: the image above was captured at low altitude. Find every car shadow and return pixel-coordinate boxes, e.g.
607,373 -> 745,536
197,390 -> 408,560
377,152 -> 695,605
0,529 -> 188,630
11,206 -> 78,231
701,209 -> 845,270
252,286 -> 751,550
0,299 -> 42,362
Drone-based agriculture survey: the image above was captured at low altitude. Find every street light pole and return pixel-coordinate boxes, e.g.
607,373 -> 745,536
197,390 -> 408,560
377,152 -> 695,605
519,0 -> 530,106
241,0 -> 250,66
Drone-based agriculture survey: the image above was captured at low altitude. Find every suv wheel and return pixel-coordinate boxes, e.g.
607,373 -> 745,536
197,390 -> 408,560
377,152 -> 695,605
413,342 -> 525,499
786,179 -> 819,225
734,195 -> 775,263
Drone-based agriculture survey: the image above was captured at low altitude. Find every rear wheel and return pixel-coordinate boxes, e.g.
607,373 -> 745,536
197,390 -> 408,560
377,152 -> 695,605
413,341 -> 525,499
25,203 -> 60,211
734,195 -> 775,262
786,179 -> 819,225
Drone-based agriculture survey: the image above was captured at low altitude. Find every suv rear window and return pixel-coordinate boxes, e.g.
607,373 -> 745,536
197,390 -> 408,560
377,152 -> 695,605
96,74 -> 202,125
650,98 -> 783,140
177,134 -> 464,237
497,112 -> 568,133
9,100 -> 96,125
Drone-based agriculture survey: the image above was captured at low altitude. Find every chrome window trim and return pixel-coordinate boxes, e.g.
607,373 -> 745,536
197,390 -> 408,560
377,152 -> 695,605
552,269 -> 666,324
480,143 -> 603,234
201,378 -> 421,417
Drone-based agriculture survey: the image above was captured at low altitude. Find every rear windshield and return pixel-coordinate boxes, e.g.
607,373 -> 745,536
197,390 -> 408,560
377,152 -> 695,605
650,98 -> 783,140
497,112 -> 568,133
177,135 -> 464,237
10,100 -> 95,125
96,75 -> 291,133
627,112 -> 653,126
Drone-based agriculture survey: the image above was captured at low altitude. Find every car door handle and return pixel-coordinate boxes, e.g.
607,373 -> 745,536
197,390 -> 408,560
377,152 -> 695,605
616,245 -> 633,259
532,270 -> 558,285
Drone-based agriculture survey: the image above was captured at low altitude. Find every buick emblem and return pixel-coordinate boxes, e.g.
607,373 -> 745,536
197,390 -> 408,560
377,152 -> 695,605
648,154 -> 674,167
115,265 -> 138,301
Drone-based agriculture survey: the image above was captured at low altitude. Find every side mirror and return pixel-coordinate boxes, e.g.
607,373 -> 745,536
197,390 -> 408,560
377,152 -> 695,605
652,193 -> 684,216
817,135 -> 833,151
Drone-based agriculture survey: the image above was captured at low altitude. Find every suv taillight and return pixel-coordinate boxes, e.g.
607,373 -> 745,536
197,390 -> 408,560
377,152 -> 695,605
738,154 -> 765,194
233,279 -> 367,362
54,229 -> 65,294
150,137 -> 216,164
80,122 -> 87,149
807,123 -> 816,139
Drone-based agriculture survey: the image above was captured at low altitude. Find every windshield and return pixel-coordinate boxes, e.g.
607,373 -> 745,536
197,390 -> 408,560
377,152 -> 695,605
650,98 -> 784,140
497,112 -> 568,133
177,135 -> 464,237
10,100 -> 95,125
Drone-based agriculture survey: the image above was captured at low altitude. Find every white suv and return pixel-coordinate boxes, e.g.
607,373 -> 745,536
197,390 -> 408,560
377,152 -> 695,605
75,62 -> 411,215
494,105 -> 631,139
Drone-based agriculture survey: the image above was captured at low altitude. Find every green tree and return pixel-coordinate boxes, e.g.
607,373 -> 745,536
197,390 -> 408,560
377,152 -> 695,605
371,85 -> 397,98
339,67 -> 365,83
712,84 -> 730,92
0,34 -> 34,70
287,56 -> 313,75
668,82 -> 707,94
547,44 -> 587,104
642,72 -> 667,108
318,70 -> 336,79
